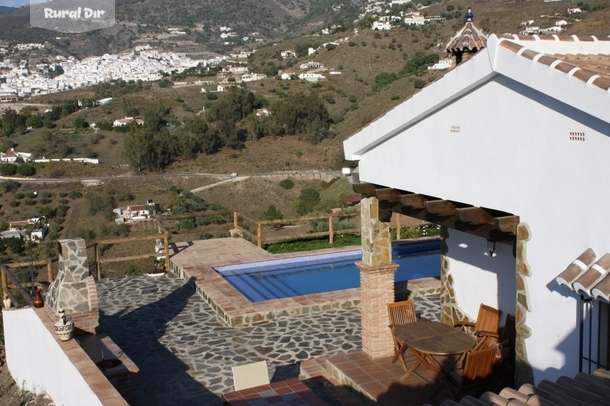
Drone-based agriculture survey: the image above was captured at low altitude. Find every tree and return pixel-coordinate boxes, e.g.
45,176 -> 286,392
0,163 -> 16,176
264,205 -> 283,221
73,116 -> 85,129
295,188 -> 320,215
17,164 -> 35,177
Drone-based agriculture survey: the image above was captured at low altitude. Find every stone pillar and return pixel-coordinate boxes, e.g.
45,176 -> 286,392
358,196 -> 397,359
515,223 -> 534,386
45,238 -> 99,334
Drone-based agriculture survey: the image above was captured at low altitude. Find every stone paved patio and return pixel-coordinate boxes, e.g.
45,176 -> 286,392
97,274 -> 440,405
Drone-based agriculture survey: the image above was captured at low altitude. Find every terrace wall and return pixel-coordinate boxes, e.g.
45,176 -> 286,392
3,307 -> 128,406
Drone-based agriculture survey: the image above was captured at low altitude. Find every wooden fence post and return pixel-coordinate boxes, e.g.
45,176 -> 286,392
95,243 -> 101,280
164,234 -> 170,270
329,216 -> 334,244
395,212 -> 401,240
233,212 -> 238,229
47,260 -> 53,283
257,223 -> 262,247
1,267 -> 7,297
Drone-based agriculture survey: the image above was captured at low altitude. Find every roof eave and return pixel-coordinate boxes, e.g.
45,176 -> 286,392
343,45 -> 496,160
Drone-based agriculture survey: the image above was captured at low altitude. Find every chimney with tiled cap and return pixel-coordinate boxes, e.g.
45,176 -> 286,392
445,6 -> 488,65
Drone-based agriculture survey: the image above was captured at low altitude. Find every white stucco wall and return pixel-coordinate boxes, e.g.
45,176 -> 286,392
446,229 -> 516,322
354,75 -> 610,382
3,308 -> 103,406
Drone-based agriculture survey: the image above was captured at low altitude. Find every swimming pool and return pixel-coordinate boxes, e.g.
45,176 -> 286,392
215,239 -> 441,302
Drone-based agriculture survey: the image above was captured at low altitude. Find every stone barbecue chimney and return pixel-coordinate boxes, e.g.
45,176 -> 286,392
45,238 -> 99,334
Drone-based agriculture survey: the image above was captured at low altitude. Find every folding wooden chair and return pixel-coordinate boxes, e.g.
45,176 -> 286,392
442,346 -> 497,400
454,304 -> 500,352
388,300 -> 418,370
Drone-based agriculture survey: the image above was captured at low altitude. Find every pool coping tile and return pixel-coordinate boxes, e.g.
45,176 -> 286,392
169,238 -> 438,326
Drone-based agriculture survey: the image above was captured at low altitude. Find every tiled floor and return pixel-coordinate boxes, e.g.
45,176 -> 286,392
301,352 -> 454,406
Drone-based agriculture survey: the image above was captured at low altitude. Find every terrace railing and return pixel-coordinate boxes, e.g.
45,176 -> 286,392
1,209 -> 425,305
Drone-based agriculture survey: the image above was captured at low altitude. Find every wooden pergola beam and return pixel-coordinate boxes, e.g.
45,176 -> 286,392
456,207 -> 494,225
353,182 -> 378,197
375,188 -> 400,202
399,194 -> 426,209
424,200 -> 456,216
494,216 -> 520,234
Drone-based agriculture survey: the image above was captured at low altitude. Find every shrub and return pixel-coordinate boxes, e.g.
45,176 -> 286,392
24,198 -> 36,206
0,164 -> 16,176
9,200 -> 18,207
295,188 -> 320,215
126,266 -> 142,276
414,79 -> 426,89
68,190 -> 82,199
279,179 -> 295,189
14,192 -> 24,199
264,205 -> 284,221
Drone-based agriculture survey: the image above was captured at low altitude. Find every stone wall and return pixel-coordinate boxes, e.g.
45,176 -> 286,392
45,238 -> 99,334
439,227 -> 468,325
515,223 -> 534,386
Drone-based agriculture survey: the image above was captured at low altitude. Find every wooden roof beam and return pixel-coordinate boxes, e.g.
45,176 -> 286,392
494,216 -> 520,234
375,188 -> 400,203
425,200 -> 456,216
399,193 -> 426,209
456,207 -> 494,225
352,182 -> 378,197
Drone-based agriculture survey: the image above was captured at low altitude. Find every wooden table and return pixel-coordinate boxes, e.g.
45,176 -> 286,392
222,378 -> 327,406
394,321 -> 476,381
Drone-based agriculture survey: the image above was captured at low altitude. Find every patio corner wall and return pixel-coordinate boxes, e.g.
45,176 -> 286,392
439,227 -> 468,325
3,307 -> 126,406
359,196 -> 396,359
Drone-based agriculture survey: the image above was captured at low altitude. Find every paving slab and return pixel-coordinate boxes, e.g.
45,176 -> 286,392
97,274 -> 440,405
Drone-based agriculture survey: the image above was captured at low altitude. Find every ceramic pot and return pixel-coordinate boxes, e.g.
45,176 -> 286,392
32,288 -> 44,308
54,308 -> 74,341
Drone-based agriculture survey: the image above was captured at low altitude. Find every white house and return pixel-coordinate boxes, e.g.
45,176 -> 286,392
372,21 -> 391,30
125,205 -> 150,221
0,148 -> 32,163
427,58 -> 453,70
113,117 -> 144,127
344,17 -> 610,386
298,73 -> 326,82
299,61 -> 324,70
404,15 -> 425,26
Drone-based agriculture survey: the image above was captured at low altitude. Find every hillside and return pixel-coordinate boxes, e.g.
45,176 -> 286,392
3,0 -> 610,266
0,0 -> 363,57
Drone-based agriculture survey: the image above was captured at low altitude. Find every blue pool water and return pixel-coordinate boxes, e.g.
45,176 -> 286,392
215,239 -> 441,302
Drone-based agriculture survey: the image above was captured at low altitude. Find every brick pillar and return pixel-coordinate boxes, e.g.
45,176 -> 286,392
359,196 -> 396,359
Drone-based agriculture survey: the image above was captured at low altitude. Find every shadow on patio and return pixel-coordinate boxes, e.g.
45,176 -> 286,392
98,276 -> 221,405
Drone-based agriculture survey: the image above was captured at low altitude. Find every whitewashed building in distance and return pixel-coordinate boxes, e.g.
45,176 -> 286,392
344,9 -> 610,387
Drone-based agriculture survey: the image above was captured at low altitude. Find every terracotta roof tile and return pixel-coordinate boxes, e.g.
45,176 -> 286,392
520,49 -> 539,60
592,76 -> 610,90
536,55 -> 558,66
554,62 -> 576,74
499,40 -> 524,54
446,22 -> 488,53
555,250 -> 610,301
